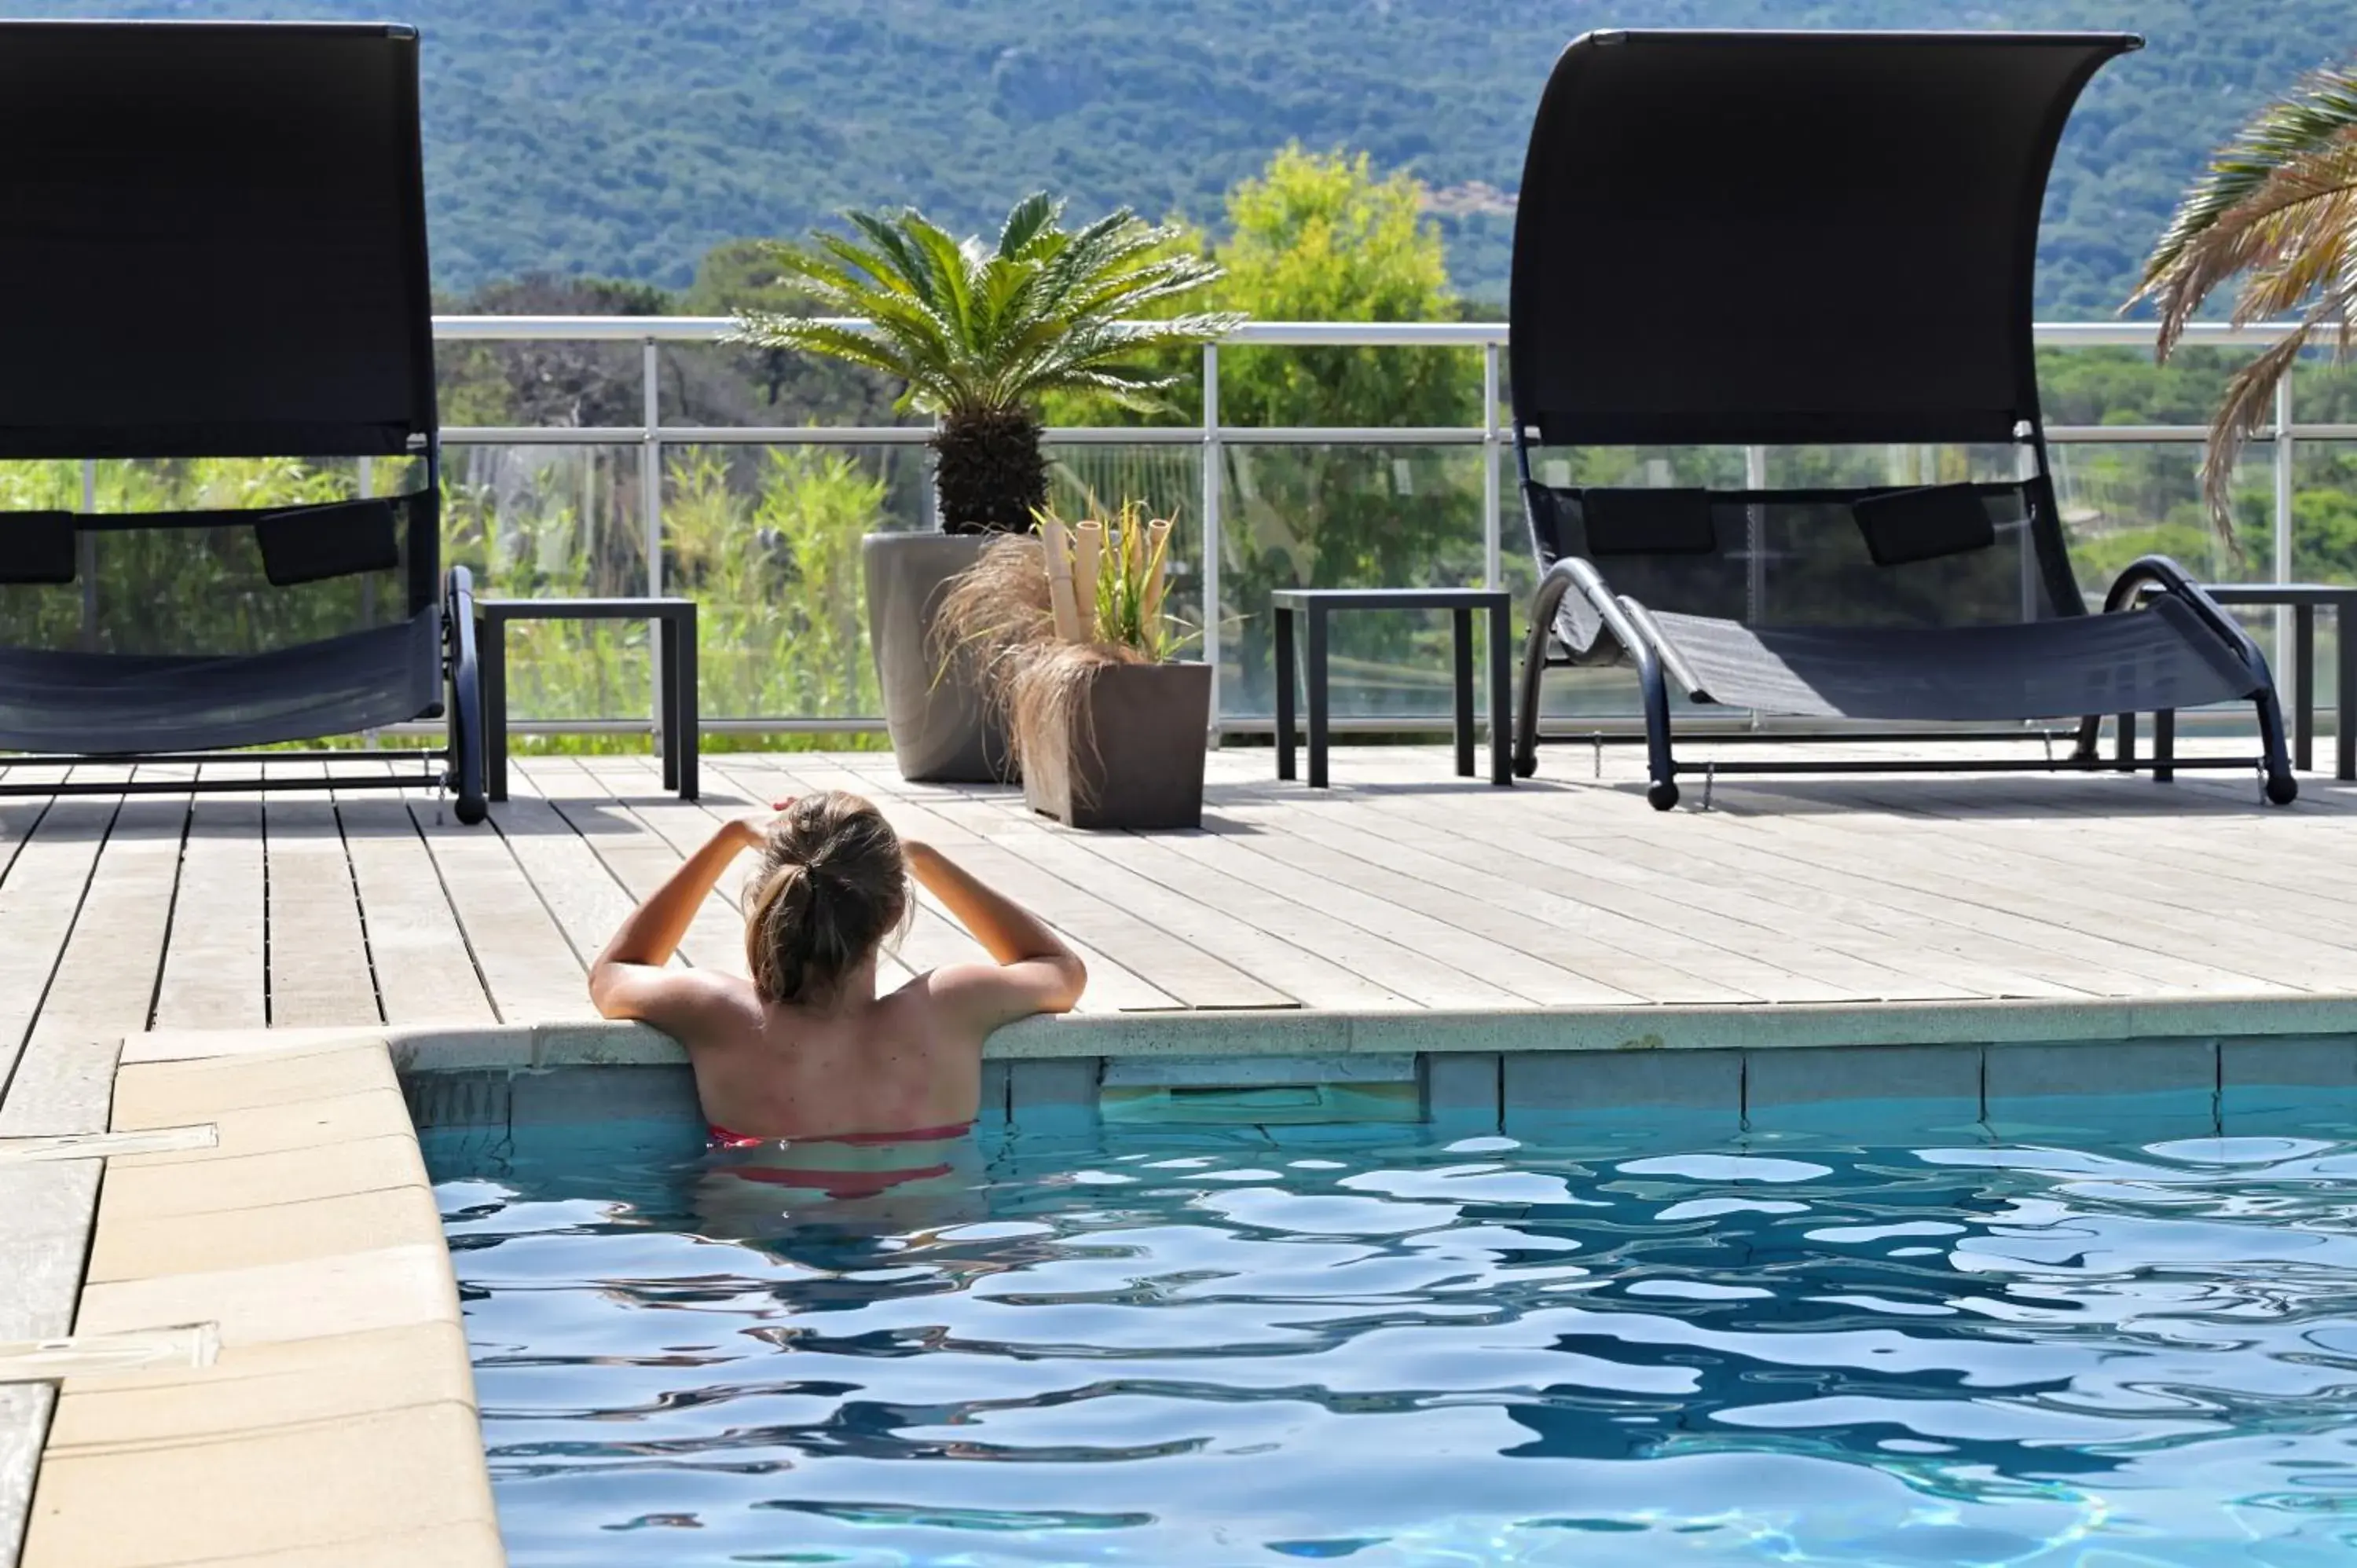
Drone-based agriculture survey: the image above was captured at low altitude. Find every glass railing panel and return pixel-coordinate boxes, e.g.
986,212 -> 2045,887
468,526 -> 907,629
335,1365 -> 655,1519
1216,442 -> 1486,725
658,445 -> 928,728
442,441 -> 651,725
654,342 -> 918,432
435,339 -> 644,431
2050,438 -> 2281,691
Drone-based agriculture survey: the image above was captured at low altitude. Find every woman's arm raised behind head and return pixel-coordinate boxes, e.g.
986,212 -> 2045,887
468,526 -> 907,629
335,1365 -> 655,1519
588,815 -> 765,1024
905,840 -> 1087,1031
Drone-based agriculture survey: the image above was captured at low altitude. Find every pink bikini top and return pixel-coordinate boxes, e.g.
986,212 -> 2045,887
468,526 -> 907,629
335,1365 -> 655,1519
705,1121 -> 975,1196
706,1121 -> 973,1149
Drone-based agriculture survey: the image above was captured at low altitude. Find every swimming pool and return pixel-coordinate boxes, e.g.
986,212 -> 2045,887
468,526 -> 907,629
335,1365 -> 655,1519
428,1097 -> 2357,1566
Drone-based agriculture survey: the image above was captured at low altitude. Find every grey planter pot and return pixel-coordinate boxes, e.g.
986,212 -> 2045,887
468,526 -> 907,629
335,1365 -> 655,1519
1023,661 -> 1212,830
863,532 -> 1014,783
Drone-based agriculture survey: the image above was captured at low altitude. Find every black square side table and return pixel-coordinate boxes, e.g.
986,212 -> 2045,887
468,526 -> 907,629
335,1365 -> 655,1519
2127,581 -> 2357,782
476,598 -> 698,801
1271,588 -> 1513,787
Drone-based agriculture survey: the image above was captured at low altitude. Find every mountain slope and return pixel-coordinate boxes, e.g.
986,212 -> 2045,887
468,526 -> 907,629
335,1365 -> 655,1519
15,0 -> 2356,313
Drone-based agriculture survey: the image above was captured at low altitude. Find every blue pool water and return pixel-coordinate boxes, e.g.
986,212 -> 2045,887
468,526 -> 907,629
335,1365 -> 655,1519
428,1103 -> 2357,1566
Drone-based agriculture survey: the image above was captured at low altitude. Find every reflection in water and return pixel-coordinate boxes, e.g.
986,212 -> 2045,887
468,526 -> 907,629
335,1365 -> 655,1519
429,1113 -> 2357,1566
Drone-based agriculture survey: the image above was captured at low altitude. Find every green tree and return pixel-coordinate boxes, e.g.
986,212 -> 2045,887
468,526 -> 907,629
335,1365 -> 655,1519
1204,147 -> 1479,714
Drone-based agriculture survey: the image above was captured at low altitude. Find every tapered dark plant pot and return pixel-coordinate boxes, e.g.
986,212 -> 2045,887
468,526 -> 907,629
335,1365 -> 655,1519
863,533 -> 1014,783
1023,661 -> 1211,830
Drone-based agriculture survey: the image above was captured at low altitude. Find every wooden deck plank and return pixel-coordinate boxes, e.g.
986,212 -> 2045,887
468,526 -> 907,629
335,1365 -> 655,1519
0,795 -> 118,1103
407,782 -> 595,1024
515,757 -> 782,984
2,777 -> 186,1138
978,825 -> 1411,1010
149,764 -> 266,1031
1426,740 -> 2316,995
1703,801 -> 2314,992
1296,791 -> 1859,1004
1329,763 -> 2282,1000
329,764 -> 497,1028
489,789 -> 656,973
1198,797 -> 1771,1007
262,761 -> 381,1029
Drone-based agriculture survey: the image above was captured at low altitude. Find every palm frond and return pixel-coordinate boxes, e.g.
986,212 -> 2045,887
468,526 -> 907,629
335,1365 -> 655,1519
2135,63 -> 2357,537
2141,134 -> 2357,353
997,192 -> 1061,259
2139,65 -> 2357,302
734,196 -> 1236,430
2201,324 -> 2314,551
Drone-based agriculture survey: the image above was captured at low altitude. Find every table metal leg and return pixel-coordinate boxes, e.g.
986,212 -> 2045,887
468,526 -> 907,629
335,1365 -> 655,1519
1307,607 -> 1330,789
1274,608 -> 1296,782
2340,606 -> 2356,782
1489,599 -> 1512,786
676,606 -> 698,801
2295,604 -> 2316,773
658,615 -> 680,794
1450,606 -> 1474,778
481,614 -> 509,803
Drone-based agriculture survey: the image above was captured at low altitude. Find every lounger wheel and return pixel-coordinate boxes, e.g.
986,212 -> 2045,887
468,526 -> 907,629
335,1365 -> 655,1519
2266,769 -> 2298,807
1512,750 -> 1538,779
1647,781 -> 1680,811
450,784 -> 488,826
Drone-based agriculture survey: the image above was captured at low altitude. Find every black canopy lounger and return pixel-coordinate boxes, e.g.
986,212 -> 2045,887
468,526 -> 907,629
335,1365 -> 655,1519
0,20 -> 486,822
1507,30 -> 2296,810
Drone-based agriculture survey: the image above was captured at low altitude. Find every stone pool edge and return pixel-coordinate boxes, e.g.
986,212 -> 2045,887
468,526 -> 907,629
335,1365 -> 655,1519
22,1028 -> 502,1568
380,991 -> 2357,1071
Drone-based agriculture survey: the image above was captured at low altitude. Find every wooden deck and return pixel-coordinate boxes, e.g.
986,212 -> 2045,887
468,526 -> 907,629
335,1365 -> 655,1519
0,742 -> 2349,1055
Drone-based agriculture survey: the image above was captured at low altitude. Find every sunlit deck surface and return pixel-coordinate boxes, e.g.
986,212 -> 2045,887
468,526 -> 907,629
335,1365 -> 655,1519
0,741 -> 2352,1055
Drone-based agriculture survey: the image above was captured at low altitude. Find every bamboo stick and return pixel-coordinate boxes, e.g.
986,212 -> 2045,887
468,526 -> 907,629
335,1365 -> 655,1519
1041,516 -> 1083,642
1142,518 -> 1172,647
1073,520 -> 1104,642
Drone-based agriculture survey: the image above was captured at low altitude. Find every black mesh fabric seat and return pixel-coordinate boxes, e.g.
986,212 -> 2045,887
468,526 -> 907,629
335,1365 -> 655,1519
1507,30 -> 2294,808
0,21 -> 484,819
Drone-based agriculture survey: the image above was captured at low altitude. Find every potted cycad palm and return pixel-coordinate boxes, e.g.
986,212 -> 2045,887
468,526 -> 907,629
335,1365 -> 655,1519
2134,62 -> 2357,545
940,503 -> 1210,830
729,196 -> 1237,782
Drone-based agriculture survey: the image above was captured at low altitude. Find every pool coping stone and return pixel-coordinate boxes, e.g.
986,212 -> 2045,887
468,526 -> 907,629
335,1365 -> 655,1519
21,1031 -> 501,1568
351,992 -> 2357,1072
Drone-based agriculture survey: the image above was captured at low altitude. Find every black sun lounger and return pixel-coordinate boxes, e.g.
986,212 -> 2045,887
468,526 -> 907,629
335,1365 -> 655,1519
0,20 -> 486,822
1506,30 -> 2295,810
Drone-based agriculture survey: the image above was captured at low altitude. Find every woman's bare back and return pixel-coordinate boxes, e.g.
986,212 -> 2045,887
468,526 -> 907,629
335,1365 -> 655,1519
586,800 -> 1085,1145
677,970 -> 986,1140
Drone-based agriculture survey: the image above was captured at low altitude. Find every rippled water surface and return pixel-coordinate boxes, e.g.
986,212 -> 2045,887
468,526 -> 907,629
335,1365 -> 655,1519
430,1105 -> 2357,1566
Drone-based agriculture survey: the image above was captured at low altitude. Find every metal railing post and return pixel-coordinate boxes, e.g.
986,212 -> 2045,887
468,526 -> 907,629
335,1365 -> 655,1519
1201,341 -> 1222,746
357,456 -> 378,747
1744,445 -> 1769,628
1481,342 -> 1501,592
79,459 -> 97,651
2275,375 -> 2297,663
643,336 -> 665,750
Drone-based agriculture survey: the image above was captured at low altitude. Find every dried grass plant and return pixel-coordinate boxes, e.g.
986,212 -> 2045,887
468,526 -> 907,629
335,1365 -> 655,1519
934,503 -> 1189,786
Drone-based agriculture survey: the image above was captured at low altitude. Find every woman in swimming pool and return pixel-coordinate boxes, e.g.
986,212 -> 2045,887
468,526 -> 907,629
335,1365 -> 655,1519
586,789 -> 1086,1148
